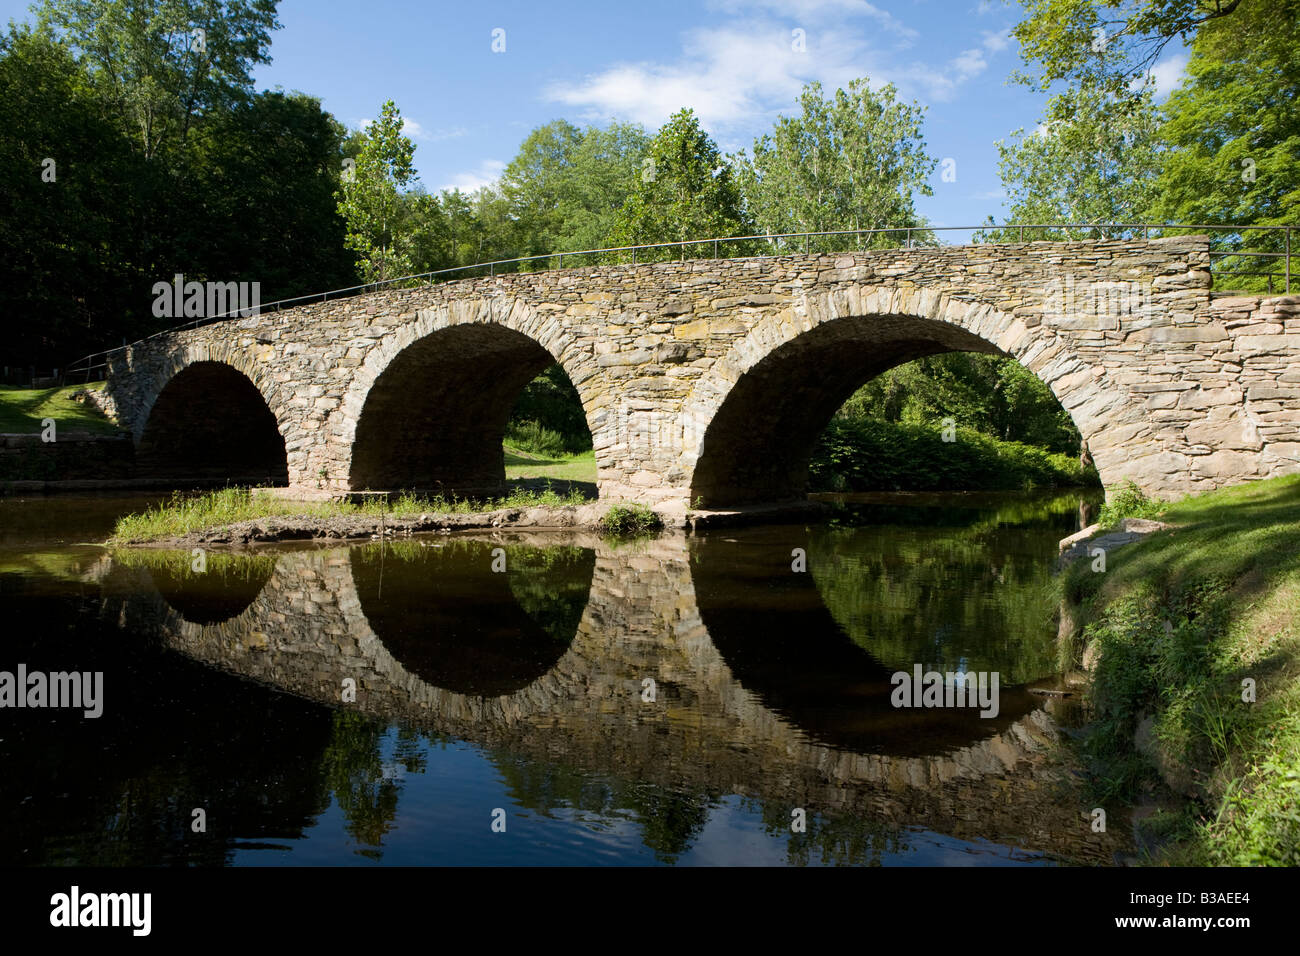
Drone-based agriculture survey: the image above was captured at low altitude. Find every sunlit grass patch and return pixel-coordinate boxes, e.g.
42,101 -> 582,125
0,382 -> 121,435
109,484 -> 589,543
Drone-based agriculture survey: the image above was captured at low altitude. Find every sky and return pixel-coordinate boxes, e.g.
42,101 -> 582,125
3,0 -> 1190,235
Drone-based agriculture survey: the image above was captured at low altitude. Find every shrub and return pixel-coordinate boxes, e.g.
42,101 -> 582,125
808,417 -> 1097,492
597,503 -> 662,536
1097,479 -> 1168,528
504,420 -> 570,459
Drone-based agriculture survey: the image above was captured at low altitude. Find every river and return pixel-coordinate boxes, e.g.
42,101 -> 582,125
0,490 -> 1132,866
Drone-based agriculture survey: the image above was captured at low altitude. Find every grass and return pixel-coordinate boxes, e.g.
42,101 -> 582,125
503,445 -> 596,483
0,382 -> 121,436
596,503 -> 662,537
1059,473 -> 1300,865
110,484 -> 588,543
1097,479 -> 1170,528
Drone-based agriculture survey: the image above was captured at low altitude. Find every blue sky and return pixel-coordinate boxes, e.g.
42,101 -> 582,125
3,0 -> 1189,233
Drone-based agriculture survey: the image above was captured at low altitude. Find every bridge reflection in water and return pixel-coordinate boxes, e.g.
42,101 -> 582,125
91,518 -> 1128,865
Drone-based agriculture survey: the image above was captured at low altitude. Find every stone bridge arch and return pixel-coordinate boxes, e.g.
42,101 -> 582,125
682,285 -> 1138,506
329,297 -> 606,495
127,346 -> 290,484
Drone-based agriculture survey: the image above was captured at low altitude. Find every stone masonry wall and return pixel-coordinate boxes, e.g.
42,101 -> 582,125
101,236 -> 1300,504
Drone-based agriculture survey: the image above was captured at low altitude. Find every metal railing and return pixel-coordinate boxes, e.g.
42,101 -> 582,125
64,222 -> 1294,383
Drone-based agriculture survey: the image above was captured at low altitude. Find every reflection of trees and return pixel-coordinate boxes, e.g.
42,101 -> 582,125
318,711 -> 432,860
350,539 -> 593,697
810,495 -> 1082,684
751,798 -> 907,866
491,753 -> 715,863
117,548 -> 277,625
0,612 -> 334,866
504,545 -> 592,645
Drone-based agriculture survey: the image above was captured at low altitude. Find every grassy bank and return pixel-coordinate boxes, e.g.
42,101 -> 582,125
810,418 -> 1098,492
503,446 -> 596,483
110,485 -> 588,543
0,383 -> 120,435
1060,474 -> 1300,865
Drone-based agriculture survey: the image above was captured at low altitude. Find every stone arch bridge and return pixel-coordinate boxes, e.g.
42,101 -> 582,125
98,236 -> 1300,506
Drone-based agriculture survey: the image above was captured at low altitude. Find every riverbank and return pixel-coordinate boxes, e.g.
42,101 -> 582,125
1058,474 -> 1300,865
108,486 -> 614,546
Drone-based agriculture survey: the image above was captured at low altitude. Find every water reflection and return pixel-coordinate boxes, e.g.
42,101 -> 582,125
350,539 -> 593,696
0,492 -> 1126,865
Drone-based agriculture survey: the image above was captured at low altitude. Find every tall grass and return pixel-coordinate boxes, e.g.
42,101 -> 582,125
111,485 -> 588,543
1059,474 -> 1300,864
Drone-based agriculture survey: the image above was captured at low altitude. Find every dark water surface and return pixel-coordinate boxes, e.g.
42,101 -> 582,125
0,491 -> 1131,866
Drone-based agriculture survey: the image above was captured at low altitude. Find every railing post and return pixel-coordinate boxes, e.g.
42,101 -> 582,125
632,247 -> 637,265
558,252 -> 563,269
1018,225 -> 1023,242
1287,227 -> 1292,294
713,238 -> 718,259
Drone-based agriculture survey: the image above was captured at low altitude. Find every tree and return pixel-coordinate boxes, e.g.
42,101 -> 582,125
610,108 -> 751,260
1148,0 -> 1299,290
983,83 -> 1162,240
185,90 -> 358,298
734,78 -> 936,251
336,100 -> 418,283
1011,0 -> 1249,94
0,25 -> 142,367
839,353 -> 1082,455
495,118 -> 649,264
36,0 -> 281,161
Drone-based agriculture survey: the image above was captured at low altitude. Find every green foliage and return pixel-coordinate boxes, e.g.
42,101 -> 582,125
499,119 -> 650,258
503,421 -> 570,460
1097,479 -> 1169,527
596,503 -> 663,537
1010,0 -> 1247,94
505,363 -> 592,453
809,417 -> 1097,492
1147,0 -> 1300,291
838,353 -> 1083,455
110,484 -> 589,542
36,0 -> 281,160
336,99 -> 417,282
733,78 -> 936,251
982,84 -> 1162,240
0,8 -> 356,368
610,108 -> 752,259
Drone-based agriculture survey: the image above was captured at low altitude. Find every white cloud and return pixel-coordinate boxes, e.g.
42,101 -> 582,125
1145,53 -> 1189,99
546,23 -> 869,130
980,30 -> 1011,54
545,2 -> 1012,132
438,159 -> 505,193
